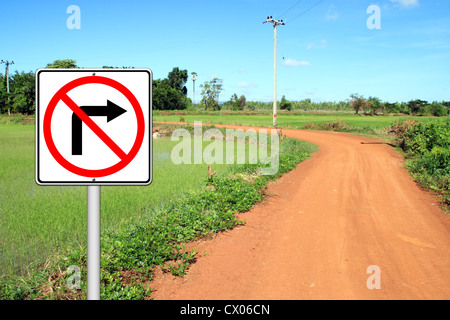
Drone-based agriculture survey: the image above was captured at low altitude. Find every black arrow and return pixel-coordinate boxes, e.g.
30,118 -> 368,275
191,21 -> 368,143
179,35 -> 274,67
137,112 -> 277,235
72,100 -> 127,155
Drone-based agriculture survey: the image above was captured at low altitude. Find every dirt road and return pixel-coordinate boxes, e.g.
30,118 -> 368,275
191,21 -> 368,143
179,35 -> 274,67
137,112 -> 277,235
151,126 -> 450,300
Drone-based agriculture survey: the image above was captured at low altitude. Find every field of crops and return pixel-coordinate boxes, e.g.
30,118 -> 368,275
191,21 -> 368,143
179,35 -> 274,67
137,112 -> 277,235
0,124 -> 235,276
153,111 -> 445,132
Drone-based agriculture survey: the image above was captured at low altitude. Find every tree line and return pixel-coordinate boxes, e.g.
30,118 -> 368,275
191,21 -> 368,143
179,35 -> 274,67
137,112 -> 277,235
0,59 -> 225,114
349,94 -> 449,117
0,59 -> 449,116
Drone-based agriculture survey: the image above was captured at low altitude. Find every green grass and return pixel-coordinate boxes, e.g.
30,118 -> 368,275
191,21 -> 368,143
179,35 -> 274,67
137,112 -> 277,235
154,111 -> 446,132
0,124 -> 235,277
0,121 -> 287,278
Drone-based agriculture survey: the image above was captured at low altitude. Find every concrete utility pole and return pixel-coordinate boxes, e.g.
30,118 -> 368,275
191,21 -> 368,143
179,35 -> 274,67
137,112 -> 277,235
263,17 -> 285,127
1,60 -> 14,115
191,72 -> 197,105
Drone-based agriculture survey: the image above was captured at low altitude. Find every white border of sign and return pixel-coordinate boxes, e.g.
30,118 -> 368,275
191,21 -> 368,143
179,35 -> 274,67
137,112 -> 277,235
35,69 -> 152,186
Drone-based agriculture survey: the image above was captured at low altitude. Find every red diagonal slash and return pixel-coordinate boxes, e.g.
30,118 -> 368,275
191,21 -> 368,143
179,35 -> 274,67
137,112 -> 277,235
61,93 -> 127,160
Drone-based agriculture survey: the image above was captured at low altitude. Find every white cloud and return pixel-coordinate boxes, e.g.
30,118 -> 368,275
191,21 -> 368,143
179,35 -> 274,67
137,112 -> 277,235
390,0 -> 419,8
283,58 -> 311,67
307,40 -> 327,50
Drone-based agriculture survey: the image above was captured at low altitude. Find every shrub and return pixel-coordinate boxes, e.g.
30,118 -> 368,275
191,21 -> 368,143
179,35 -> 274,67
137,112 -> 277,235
394,119 -> 450,205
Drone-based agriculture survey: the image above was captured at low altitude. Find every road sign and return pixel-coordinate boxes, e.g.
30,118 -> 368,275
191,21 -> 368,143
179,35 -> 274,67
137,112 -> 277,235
36,69 -> 152,185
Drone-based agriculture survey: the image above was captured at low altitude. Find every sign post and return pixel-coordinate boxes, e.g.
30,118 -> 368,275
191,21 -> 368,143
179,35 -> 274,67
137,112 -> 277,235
87,185 -> 101,300
36,69 -> 152,299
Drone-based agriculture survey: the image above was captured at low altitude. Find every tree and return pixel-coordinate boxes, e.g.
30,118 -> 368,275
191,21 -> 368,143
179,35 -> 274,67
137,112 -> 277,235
0,73 -> 9,114
429,101 -> 447,117
152,67 -> 189,110
442,101 -> 450,116
153,79 -> 188,110
0,71 -> 35,115
238,95 -> 246,110
200,78 -> 223,110
10,71 -> 35,115
167,67 -> 188,95
279,95 -> 293,111
46,59 -> 78,69
350,94 -> 369,114
384,102 -> 399,113
229,93 -> 246,111
368,96 -> 383,115
407,99 -> 428,115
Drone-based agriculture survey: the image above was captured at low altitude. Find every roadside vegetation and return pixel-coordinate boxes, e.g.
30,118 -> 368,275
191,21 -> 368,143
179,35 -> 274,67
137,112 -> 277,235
0,121 -> 317,300
393,119 -> 450,207
0,123 -> 233,278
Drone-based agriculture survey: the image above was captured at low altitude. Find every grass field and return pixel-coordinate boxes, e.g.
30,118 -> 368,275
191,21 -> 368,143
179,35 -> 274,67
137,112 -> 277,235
0,121 -> 283,277
0,124 -> 243,276
153,111 -> 445,132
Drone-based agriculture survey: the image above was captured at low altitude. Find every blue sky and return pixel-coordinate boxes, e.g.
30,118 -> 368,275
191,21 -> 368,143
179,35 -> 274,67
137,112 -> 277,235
1,0 -> 449,103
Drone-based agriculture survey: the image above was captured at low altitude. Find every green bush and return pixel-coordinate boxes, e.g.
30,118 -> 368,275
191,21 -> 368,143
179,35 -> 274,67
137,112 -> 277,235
397,120 -> 449,156
395,119 -> 450,204
429,102 -> 449,117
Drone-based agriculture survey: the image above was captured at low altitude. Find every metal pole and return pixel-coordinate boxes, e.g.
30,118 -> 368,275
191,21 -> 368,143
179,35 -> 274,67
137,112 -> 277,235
273,24 -> 277,128
6,63 -> 9,94
191,72 -> 197,105
193,77 -> 196,105
263,17 -> 284,128
87,185 -> 101,300
1,60 -> 14,116
6,63 -> 10,116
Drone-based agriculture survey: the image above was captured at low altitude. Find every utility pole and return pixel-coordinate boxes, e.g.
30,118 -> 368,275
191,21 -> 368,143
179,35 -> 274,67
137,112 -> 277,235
1,60 -> 14,115
191,72 -> 197,105
263,17 -> 285,127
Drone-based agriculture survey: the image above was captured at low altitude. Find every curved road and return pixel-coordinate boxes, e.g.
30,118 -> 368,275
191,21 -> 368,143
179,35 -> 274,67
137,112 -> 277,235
151,126 -> 450,300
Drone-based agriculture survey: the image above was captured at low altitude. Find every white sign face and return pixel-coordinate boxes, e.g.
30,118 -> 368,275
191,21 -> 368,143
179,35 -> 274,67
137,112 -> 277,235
36,69 -> 152,185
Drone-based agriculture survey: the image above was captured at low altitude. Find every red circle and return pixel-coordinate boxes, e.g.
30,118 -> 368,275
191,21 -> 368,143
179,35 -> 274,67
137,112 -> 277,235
43,76 -> 145,178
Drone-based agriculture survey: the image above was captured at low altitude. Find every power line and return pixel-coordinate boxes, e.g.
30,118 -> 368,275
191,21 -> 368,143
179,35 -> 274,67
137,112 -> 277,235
289,0 -> 324,23
279,0 -> 303,19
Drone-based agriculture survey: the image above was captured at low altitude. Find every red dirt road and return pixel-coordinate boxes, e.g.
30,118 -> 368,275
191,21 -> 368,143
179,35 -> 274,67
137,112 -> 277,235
151,126 -> 450,300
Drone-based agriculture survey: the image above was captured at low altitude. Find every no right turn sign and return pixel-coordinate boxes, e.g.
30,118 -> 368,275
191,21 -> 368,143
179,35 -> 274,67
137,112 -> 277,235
36,69 -> 152,185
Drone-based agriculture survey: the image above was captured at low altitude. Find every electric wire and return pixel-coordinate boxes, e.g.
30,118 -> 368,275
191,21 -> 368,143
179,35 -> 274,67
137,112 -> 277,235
288,0 -> 324,23
279,0 -> 303,20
